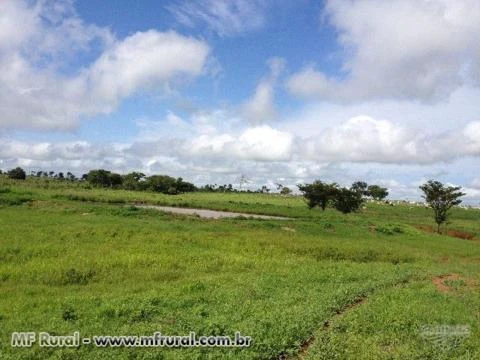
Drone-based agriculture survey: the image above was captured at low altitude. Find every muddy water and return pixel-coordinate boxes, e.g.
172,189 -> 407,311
135,205 -> 291,220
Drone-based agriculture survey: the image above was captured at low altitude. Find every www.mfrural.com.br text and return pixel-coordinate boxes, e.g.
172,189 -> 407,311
11,331 -> 252,348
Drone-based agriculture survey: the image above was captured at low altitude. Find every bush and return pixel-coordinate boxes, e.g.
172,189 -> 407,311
298,181 -> 338,210
334,188 -> 364,214
7,167 -> 26,180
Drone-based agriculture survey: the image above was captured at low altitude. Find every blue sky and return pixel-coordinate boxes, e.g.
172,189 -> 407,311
1,0 -> 480,202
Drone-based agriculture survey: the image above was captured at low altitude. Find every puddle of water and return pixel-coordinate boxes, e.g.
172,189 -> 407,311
135,205 -> 291,220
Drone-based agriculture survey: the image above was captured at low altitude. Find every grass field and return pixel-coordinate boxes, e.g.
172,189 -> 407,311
0,178 -> 479,359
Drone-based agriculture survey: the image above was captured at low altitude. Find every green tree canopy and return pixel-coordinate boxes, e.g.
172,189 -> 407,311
334,187 -> 364,214
419,180 -> 465,233
298,181 -> 339,211
7,167 -> 26,180
351,181 -> 369,196
86,169 -> 123,188
367,185 -> 389,201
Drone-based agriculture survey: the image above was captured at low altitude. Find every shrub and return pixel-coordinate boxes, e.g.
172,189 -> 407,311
7,167 -> 26,180
334,188 -> 364,214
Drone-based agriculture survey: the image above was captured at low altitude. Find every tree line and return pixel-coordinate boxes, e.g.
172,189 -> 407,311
1,167 -> 285,195
1,167 -> 197,195
299,179 -> 465,233
297,180 -> 388,214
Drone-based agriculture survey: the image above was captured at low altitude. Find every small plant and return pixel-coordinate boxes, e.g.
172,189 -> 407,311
376,224 -> 404,235
323,222 -> 335,231
63,268 -> 96,285
62,306 -> 78,321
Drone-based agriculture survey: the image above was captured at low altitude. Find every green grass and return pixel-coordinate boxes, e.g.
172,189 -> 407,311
0,180 -> 479,359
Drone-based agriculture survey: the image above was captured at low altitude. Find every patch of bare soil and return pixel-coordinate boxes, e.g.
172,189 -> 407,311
432,274 -> 461,293
415,225 -> 476,240
432,273 -> 477,293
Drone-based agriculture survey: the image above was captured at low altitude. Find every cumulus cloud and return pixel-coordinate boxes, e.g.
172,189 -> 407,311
186,125 -> 294,161
300,116 -> 417,163
2,112 -> 478,173
299,116 -> 480,164
287,0 -> 480,102
2,114 -> 480,200
83,30 -> 209,114
241,57 -> 285,124
241,81 -> 276,124
167,0 -> 268,37
0,0 -> 210,130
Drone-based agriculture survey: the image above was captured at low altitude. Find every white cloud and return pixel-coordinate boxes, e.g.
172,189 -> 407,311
0,1 -> 210,130
286,67 -> 331,100
167,0 -> 268,37
234,126 -> 293,161
471,178 -> 480,189
241,57 -> 285,124
288,0 -> 480,102
241,81 -> 277,124
300,116 -> 417,163
3,110 -> 477,174
298,116 -> 480,164
185,125 -> 294,161
84,30 -> 210,114
2,121 -> 480,201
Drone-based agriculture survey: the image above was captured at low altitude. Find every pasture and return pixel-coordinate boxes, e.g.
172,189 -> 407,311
0,179 -> 479,359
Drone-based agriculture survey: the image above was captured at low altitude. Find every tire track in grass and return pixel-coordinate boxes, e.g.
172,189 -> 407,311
296,296 -> 367,360
277,277 -> 413,360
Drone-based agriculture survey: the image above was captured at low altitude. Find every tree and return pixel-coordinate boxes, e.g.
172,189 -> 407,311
109,173 -> 123,188
66,172 -> 76,181
367,185 -> 389,201
258,185 -> 270,193
122,172 -> 146,190
280,186 -> 292,195
351,181 -> 369,196
146,175 -> 177,193
298,181 -> 338,210
86,169 -> 122,188
86,169 -> 110,187
175,177 -> 196,193
334,187 -> 364,214
7,167 -> 26,180
419,180 -> 465,233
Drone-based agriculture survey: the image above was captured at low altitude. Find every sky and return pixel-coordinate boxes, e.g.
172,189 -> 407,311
1,0 -> 480,202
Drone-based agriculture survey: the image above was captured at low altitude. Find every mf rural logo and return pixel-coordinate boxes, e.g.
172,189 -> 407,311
420,325 -> 470,351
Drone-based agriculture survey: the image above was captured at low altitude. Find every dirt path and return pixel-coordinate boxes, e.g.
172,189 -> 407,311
134,205 -> 291,220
